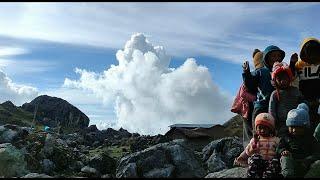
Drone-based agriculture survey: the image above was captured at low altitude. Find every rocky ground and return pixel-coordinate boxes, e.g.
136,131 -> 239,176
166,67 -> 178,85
2,123 -> 320,178
1,96 -> 320,178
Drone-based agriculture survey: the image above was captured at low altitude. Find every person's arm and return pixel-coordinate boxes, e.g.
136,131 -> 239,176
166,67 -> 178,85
234,144 -> 251,167
269,91 -> 279,132
290,53 -> 298,76
242,61 -> 258,94
276,137 -> 289,157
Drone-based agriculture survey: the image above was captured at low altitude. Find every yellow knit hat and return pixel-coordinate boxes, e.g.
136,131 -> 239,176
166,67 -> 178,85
253,51 -> 264,69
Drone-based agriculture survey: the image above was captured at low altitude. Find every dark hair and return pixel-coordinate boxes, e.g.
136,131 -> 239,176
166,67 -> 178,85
300,40 -> 320,64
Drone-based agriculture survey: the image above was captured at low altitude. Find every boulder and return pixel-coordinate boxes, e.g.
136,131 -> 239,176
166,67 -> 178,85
202,137 -> 243,173
88,152 -> 117,175
81,166 -> 100,177
0,143 -> 28,177
205,167 -> 248,178
143,164 -> 175,178
0,127 -> 18,143
21,173 -> 53,178
0,125 -> 30,144
305,160 -> 320,177
43,133 -> 75,171
41,159 -> 55,175
116,163 -> 138,178
116,139 -> 206,178
206,154 -> 227,172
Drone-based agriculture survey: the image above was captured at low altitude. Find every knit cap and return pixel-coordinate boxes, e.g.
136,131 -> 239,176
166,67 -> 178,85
271,61 -> 293,82
255,113 -> 275,131
253,51 -> 264,69
286,103 -> 310,127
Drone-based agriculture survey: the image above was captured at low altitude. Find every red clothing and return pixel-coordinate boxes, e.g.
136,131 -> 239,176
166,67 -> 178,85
231,83 -> 256,119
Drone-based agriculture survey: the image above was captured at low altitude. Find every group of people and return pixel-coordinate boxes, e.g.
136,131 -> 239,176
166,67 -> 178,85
231,37 -> 320,178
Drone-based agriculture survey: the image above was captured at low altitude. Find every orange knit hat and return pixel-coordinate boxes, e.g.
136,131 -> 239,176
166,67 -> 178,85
255,113 -> 275,131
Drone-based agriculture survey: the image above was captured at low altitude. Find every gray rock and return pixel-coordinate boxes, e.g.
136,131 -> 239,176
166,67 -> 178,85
305,160 -> 320,178
21,173 -> 52,178
101,174 -> 113,178
88,153 -> 116,175
0,143 -> 28,177
143,164 -> 175,178
116,163 -> 138,178
167,143 -> 205,177
43,133 -> 55,157
0,127 -> 18,143
202,137 -> 243,171
206,154 -> 227,173
42,159 -> 55,174
205,167 -> 248,178
70,161 -> 84,172
81,166 -> 100,177
116,139 -> 205,178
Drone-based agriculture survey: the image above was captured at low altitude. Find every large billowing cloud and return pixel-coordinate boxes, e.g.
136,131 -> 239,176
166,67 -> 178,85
64,33 -> 233,135
0,69 -> 38,106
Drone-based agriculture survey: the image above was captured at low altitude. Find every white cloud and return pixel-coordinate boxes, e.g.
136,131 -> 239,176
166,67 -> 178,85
0,46 -> 28,57
63,33 -> 234,135
0,69 -> 38,106
0,59 -> 57,75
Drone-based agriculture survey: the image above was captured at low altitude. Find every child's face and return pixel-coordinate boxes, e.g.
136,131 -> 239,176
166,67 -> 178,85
256,124 -> 271,137
288,126 -> 305,136
268,51 -> 283,67
275,71 -> 290,89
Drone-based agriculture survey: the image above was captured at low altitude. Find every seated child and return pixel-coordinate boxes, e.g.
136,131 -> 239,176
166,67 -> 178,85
234,112 -> 281,178
277,103 -> 320,178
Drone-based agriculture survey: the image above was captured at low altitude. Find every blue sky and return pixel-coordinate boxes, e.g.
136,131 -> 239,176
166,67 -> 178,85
0,2 -> 319,135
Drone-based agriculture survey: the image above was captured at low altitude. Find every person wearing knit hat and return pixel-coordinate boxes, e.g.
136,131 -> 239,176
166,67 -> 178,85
242,45 -> 285,147
238,48 -> 264,150
277,103 -> 320,178
299,37 -> 320,65
289,37 -> 320,133
234,112 -> 281,178
269,61 -> 305,138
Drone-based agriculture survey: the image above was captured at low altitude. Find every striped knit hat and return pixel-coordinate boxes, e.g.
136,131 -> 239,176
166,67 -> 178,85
255,113 -> 275,131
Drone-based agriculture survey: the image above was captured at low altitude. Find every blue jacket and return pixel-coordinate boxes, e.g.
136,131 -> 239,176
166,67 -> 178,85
242,45 -> 285,109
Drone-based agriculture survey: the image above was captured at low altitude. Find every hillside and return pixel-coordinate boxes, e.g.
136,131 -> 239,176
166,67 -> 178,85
0,101 -> 34,127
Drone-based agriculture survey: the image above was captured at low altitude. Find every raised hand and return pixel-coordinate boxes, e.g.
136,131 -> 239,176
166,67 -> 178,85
242,61 -> 250,72
290,53 -> 298,66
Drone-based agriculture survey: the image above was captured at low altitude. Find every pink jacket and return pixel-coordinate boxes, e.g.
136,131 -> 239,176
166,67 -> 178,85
231,83 -> 257,119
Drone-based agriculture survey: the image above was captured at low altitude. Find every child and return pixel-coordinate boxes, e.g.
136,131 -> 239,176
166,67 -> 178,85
269,61 -> 305,137
234,112 -> 281,178
232,49 -> 262,148
290,37 -> 320,133
277,103 -> 320,178
243,45 -> 285,135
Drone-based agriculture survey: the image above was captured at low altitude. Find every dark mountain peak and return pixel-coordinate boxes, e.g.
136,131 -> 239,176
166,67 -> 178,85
21,95 -> 90,131
1,101 -> 16,109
